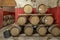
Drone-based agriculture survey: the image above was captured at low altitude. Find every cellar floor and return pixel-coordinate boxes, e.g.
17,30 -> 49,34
0,25 -> 60,40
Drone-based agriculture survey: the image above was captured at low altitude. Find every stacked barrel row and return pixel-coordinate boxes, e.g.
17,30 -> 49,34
10,4 -> 60,37
17,15 -> 54,26
9,24 -> 60,37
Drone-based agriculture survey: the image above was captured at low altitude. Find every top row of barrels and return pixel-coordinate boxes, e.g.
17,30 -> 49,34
24,4 -> 47,14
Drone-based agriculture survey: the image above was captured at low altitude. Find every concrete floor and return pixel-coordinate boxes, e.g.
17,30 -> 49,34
0,25 -> 60,40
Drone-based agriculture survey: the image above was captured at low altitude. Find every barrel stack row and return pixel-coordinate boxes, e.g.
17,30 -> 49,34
23,4 -> 48,14
4,4 -> 60,37
17,15 -> 54,26
9,24 -> 60,37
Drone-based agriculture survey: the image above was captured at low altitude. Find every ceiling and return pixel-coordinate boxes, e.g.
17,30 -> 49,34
0,0 -> 60,12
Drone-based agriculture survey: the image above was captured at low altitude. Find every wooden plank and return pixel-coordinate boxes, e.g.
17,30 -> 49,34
18,14 -> 52,16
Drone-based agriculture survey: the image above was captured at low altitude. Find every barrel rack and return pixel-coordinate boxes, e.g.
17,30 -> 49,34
18,14 -> 52,16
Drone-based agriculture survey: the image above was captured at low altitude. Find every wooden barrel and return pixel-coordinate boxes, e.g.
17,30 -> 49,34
48,25 -> 60,36
37,24 -> 47,36
24,4 -> 33,14
29,16 -> 40,25
41,16 -> 54,25
17,16 -> 27,26
38,4 -> 48,14
10,25 -> 21,37
24,24 -> 33,36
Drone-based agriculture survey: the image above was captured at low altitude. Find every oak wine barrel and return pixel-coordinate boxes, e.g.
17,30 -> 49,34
48,25 -> 60,36
10,25 -> 21,37
41,16 -> 54,25
37,24 -> 47,36
29,16 -> 40,25
24,4 -> 33,14
38,4 -> 48,14
24,24 -> 33,36
17,16 -> 27,26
